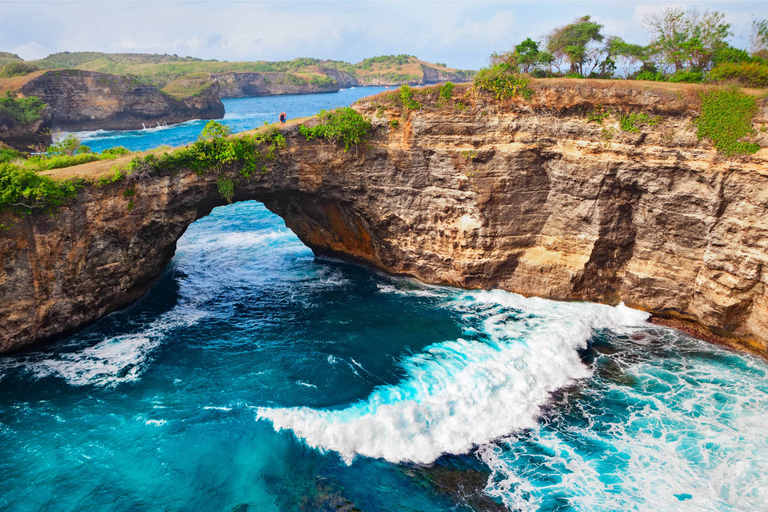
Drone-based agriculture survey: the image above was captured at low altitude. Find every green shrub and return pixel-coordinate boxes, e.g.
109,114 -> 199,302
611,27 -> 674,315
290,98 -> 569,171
393,84 -> 421,110
0,147 -> 21,164
101,146 -> 131,157
47,134 -> 85,156
473,63 -> 534,100
299,107 -> 372,152
121,123 -> 286,202
0,62 -> 39,78
634,70 -> 664,81
439,82 -> 455,101
695,88 -> 760,156
668,70 -> 705,83
0,96 -> 46,124
708,62 -> 768,88
0,162 -> 84,213
618,113 -> 662,133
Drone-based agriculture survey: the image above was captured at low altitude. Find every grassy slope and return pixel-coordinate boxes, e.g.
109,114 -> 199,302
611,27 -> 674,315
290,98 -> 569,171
28,52 -> 475,87
0,52 -> 23,66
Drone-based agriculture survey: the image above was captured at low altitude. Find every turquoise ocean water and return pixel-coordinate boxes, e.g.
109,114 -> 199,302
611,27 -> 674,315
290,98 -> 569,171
1,88 -> 767,511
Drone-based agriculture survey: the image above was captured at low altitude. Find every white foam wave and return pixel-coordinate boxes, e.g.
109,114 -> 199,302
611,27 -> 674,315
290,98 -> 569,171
257,290 -> 649,464
24,305 -> 206,388
478,329 -> 768,512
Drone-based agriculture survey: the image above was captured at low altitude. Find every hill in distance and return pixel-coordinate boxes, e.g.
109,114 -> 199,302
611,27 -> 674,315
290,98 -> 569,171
27,52 -> 475,88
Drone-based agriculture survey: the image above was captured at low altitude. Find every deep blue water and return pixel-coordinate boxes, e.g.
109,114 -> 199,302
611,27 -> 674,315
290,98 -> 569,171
2,90 -> 768,512
71,86 -> 389,153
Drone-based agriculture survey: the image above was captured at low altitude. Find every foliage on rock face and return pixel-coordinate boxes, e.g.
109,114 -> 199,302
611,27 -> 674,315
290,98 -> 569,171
0,95 -> 46,124
695,88 -> 760,156
122,120 -> 286,202
618,112 -> 662,132
299,107 -> 372,152
473,63 -> 534,99
0,163 -> 84,213
439,82 -> 455,101
386,84 -> 421,111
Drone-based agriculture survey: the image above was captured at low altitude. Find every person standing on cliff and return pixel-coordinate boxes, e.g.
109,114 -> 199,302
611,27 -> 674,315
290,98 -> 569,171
279,112 -> 286,124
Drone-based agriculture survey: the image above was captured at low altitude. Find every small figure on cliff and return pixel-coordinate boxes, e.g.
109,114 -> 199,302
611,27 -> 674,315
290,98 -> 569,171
279,112 -> 287,124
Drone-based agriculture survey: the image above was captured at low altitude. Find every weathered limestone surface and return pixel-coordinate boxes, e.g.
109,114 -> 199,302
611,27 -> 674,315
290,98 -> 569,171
1,82 -> 767,355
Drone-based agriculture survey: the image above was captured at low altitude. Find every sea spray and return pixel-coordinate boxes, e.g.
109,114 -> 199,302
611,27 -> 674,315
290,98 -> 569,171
257,290 -> 650,464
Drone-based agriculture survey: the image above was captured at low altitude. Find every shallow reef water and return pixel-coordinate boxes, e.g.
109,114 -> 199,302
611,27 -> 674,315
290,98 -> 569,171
2,90 -> 767,512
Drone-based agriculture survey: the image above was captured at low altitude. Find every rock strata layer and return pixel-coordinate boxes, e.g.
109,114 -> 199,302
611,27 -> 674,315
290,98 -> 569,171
1,81 -> 767,356
19,70 -> 224,131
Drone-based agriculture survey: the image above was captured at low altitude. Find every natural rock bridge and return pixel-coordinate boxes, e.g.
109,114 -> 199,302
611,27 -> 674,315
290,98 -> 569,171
2,82 -> 767,356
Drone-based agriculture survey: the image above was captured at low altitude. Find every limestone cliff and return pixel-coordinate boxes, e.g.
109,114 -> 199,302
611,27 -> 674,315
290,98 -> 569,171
215,68 -> 357,98
1,81 -> 767,357
19,70 -> 224,131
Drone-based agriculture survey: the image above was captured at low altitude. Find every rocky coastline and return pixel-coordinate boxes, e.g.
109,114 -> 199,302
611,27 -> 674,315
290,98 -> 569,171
17,69 -> 224,132
1,81 -> 766,357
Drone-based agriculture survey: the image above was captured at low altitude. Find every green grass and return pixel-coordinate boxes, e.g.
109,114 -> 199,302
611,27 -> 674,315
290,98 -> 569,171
695,88 -> 760,156
299,107 -> 372,152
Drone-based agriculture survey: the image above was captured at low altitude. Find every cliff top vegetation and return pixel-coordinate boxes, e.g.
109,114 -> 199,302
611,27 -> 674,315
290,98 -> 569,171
485,9 -> 768,88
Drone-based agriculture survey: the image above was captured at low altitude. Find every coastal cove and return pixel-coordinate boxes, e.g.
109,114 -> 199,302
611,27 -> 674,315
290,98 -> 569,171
1,85 -> 768,511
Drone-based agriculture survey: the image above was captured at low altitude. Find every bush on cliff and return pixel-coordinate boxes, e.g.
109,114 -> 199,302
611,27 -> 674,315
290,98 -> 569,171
0,62 -> 39,78
473,63 -> 534,99
695,88 -> 760,156
121,120 -> 286,202
0,95 -> 46,124
299,107 -> 372,152
0,163 -> 84,214
708,62 -> 768,88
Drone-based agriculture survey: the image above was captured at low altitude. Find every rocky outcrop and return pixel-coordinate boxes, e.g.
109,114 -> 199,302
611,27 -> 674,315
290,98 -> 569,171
19,70 -> 224,131
216,68 -> 358,98
420,64 -> 473,84
0,105 -> 52,152
1,81 -> 767,356
216,67 -> 467,97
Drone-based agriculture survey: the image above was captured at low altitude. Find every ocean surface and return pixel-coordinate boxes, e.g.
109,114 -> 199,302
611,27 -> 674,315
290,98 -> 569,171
3,88 -> 768,512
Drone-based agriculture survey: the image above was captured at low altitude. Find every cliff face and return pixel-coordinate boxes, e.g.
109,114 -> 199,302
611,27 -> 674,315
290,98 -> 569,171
420,64 -> 472,84
0,105 -> 52,152
19,70 -> 224,131
1,81 -> 767,357
216,68 -> 358,98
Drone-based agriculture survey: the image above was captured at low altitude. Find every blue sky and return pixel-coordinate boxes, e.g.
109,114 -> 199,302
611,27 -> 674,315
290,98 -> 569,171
1,1 -> 766,69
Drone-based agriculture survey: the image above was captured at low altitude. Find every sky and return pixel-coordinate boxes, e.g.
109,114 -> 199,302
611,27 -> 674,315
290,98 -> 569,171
1,1 -> 766,69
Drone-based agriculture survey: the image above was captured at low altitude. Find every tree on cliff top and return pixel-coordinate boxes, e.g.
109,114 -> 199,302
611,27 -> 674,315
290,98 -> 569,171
546,16 -> 605,75
643,7 -> 732,72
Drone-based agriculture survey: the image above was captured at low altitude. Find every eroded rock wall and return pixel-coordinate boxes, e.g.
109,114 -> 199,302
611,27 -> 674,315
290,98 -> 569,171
20,70 -> 224,131
1,81 -> 766,356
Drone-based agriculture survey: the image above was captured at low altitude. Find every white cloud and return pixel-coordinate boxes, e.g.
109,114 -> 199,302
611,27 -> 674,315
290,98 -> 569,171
10,41 -> 49,60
